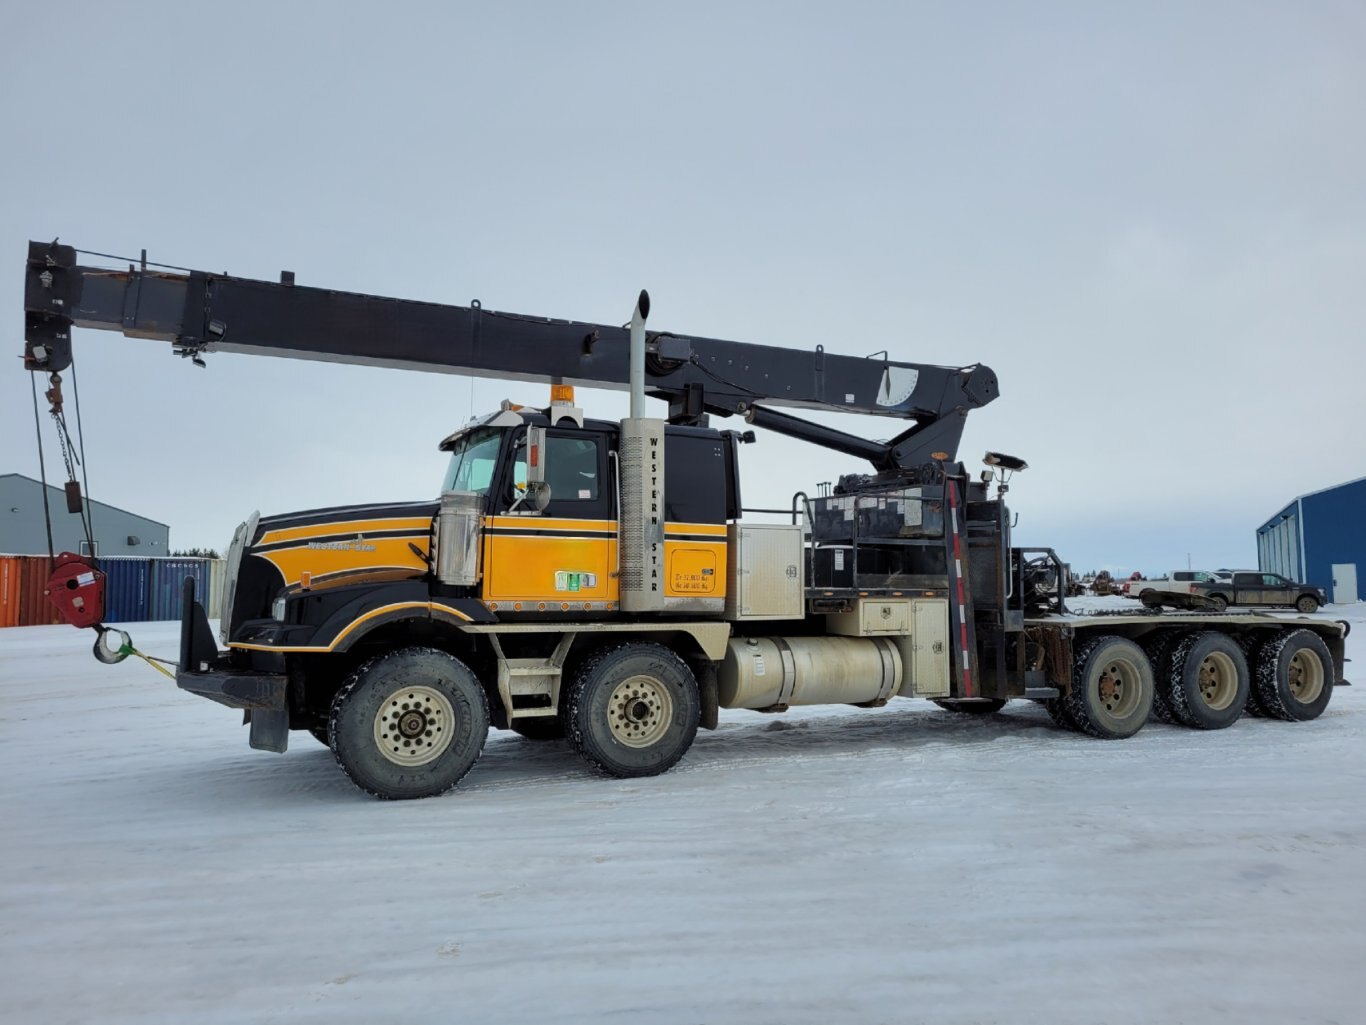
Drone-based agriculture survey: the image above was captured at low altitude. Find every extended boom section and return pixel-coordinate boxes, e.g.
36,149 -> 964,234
23,240 -> 997,469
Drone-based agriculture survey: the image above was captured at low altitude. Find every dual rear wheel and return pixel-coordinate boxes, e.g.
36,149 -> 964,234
1047,629 -> 1333,738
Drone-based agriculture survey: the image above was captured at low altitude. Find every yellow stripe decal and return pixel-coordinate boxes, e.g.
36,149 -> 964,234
665,522 -> 728,536
259,517 -> 433,545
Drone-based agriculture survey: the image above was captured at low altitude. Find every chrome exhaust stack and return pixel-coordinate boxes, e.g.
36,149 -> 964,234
619,289 -> 665,613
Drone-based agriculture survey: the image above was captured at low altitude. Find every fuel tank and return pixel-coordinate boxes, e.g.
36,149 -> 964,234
718,635 -> 903,709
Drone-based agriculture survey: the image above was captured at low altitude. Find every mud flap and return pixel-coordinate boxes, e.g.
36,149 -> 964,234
248,709 -> 290,753
697,661 -> 719,731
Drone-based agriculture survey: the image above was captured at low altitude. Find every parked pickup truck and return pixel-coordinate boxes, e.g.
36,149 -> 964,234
1128,571 -> 1221,608
1191,572 -> 1327,613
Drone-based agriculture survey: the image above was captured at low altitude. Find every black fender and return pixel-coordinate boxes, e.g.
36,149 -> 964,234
255,581 -> 494,653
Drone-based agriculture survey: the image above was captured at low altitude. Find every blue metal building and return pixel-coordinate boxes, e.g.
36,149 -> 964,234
1256,476 -> 1365,604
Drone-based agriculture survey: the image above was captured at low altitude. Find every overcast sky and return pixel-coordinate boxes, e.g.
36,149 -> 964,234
2,1 -> 1363,574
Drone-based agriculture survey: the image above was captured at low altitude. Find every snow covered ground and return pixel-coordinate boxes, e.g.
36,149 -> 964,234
2,603 -> 1363,1025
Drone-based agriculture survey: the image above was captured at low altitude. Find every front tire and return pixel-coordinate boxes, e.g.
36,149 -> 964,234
1296,595 -> 1320,614
1061,636 -> 1154,739
1254,629 -> 1333,722
329,647 -> 490,800
565,643 -> 700,778
1208,594 -> 1229,612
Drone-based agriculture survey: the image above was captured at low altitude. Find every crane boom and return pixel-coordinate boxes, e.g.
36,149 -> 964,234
23,240 -> 998,467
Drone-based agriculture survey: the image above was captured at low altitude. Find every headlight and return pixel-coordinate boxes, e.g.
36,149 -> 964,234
272,596 -> 287,622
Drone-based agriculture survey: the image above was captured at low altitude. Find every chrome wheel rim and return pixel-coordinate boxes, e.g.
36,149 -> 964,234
1197,651 -> 1239,711
608,675 -> 673,748
1287,650 -> 1325,704
373,685 -> 456,766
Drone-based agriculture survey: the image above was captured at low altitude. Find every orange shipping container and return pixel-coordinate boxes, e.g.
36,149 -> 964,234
0,556 -> 21,628
18,556 -> 65,627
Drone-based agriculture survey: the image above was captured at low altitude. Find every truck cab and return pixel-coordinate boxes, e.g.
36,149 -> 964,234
1193,572 -> 1327,613
217,399 -> 741,654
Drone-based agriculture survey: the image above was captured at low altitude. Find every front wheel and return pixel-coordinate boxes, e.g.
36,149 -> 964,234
1296,595 -> 1320,614
565,643 -> 700,778
329,647 -> 490,800
1208,594 -> 1229,613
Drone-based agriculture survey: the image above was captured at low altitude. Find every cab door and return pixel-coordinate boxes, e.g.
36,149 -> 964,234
481,427 -> 619,610
1231,573 -> 1261,605
1261,573 -> 1295,606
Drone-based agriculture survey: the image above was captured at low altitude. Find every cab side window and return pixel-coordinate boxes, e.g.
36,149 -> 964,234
498,429 -> 610,518
543,433 -> 608,518
546,437 -> 600,502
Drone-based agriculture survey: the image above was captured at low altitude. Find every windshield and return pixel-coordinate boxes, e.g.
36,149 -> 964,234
440,428 -> 505,494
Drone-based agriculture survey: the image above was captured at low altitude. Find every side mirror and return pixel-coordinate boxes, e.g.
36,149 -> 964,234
525,480 -> 552,512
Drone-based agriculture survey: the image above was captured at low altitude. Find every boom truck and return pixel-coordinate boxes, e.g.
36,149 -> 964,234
22,240 -> 1348,799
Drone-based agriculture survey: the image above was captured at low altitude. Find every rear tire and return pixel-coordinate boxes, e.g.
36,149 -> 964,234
1254,629 -> 1333,722
1061,636 -> 1153,739
932,698 -> 1007,714
1236,635 -> 1269,717
565,643 -> 700,778
1140,632 -> 1182,724
1164,632 -> 1248,730
1043,697 -> 1078,731
329,647 -> 490,800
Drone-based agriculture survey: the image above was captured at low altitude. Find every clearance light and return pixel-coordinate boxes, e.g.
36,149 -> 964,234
551,384 -> 575,404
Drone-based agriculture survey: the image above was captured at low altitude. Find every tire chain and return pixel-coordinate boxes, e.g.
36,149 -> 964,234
1140,631 -> 1183,725
1235,634 -> 1270,718
1253,628 -> 1332,722
1058,636 -> 1111,738
1163,632 -> 1248,730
